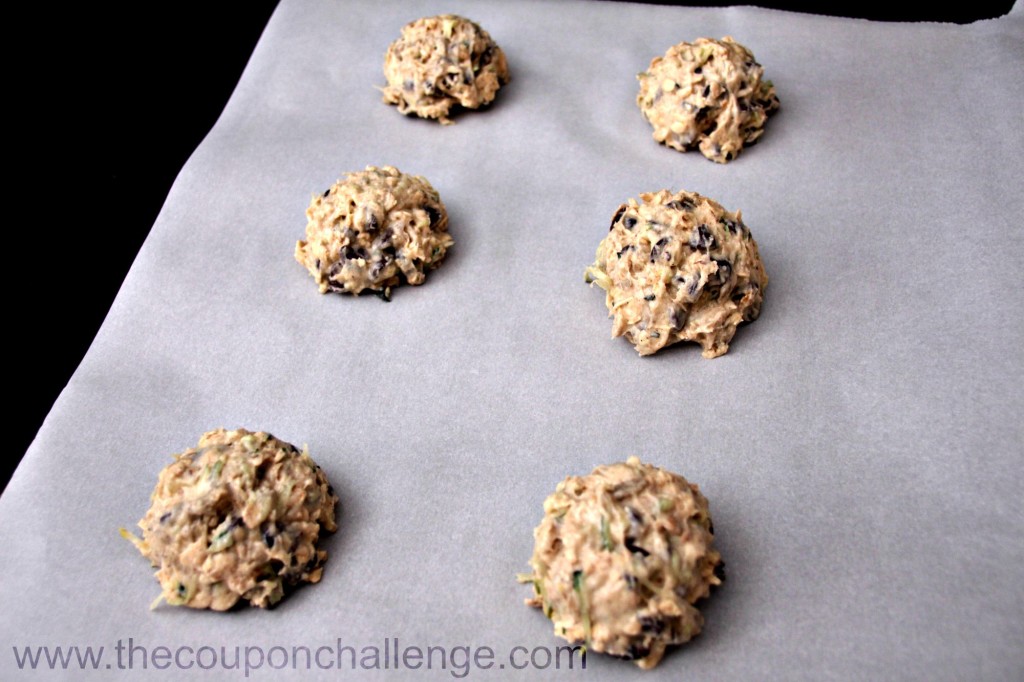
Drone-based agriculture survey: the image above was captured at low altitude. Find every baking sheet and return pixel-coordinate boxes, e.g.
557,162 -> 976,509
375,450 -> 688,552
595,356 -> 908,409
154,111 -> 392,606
3,0 -> 1023,679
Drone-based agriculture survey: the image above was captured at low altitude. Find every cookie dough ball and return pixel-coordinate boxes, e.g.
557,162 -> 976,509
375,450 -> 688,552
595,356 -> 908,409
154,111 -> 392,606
295,166 -> 453,301
585,189 -> 767,358
521,457 -> 722,669
637,37 -> 779,163
381,14 -> 510,124
122,429 -> 338,610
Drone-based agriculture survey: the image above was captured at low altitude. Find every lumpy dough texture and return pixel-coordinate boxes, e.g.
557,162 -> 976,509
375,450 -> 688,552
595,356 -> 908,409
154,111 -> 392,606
122,429 -> 338,610
381,14 -> 510,124
295,166 -> 453,301
637,37 -> 779,163
522,457 -> 722,669
585,189 -> 768,358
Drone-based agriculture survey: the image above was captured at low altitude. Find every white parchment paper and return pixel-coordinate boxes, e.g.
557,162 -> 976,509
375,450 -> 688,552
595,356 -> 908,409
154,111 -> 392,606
3,1 -> 1022,679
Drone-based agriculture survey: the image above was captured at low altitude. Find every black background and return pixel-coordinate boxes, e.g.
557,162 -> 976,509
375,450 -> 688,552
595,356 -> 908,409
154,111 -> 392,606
6,0 -> 1014,493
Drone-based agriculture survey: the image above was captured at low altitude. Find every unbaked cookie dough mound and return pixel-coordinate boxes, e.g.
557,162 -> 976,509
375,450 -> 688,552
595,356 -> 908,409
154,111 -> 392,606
585,189 -> 767,358
295,166 -> 452,301
381,14 -> 510,124
521,457 -> 722,669
637,37 -> 779,163
122,429 -> 338,610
